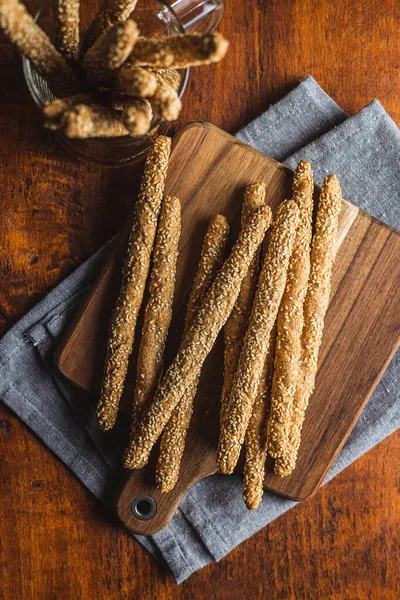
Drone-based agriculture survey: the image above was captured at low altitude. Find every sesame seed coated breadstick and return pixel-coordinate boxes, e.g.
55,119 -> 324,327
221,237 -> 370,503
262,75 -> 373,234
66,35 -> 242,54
124,205 -> 272,469
54,0 -> 80,62
89,0 -> 139,41
43,93 -> 91,129
221,183 -> 266,428
97,136 -> 171,431
243,327 -> 275,510
83,20 -> 139,86
267,161 -> 314,459
151,75 -> 182,121
0,0 -> 79,96
130,195 -> 181,434
43,94 -> 91,120
129,32 -> 229,69
62,103 -> 129,138
122,97 -> 152,136
156,215 -> 230,492
274,175 -> 342,478
217,200 -> 300,474
117,65 -> 158,97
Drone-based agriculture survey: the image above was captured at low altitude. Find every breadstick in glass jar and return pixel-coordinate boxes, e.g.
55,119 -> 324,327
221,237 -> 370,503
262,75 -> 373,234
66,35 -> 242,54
96,135 -> 171,431
89,0 -> 139,41
151,75 -> 182,121
274,175 -> 342,478
117,70 -> 182,122
221,182 -> 266,428
156,214 -> 230,493
43,94 -> 91,120
83,20 -> 139,86
124,205 -> 272,469
117,65 -> 158,98
62,103 -> 129,138
122,98 -> 152,136
54,0 -> 80,62
43,93 -> 91,130
0,0 -> 79,96
217,200 -> 300,475
130,32 -> 229,69
267,161 -> 314,458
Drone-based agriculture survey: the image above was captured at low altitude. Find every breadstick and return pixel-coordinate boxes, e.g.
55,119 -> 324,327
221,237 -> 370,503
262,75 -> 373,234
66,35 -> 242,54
43,93 -> 91,130
62,103 -> 129,138
122,98 -> 152,136
129,32 -> 229,69
243,327 -> 275,510
0,0 -> 79,96
130,195 -> 181,433
267,161 -> 314,459
221,183 -> 266,428
275,175 -> 342,477
156,215 -> 230,492
54,0 -> 80,62
83,20 -> 139,86
151,75 -> 182,121
43,93 -> 91,120
89,0 -> 139,41
154,69 -> 181,91
116,65 -> 158,97
217,200 -> 300,474
124,205 -> 272,469
96,136 -> 171,431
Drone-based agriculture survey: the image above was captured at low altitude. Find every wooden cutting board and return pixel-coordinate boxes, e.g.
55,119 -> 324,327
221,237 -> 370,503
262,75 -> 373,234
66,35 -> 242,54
55,123 -> 400,535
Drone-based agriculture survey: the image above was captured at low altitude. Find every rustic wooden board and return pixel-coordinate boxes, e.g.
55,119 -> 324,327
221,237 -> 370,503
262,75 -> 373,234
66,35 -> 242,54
55,123 -> 400,535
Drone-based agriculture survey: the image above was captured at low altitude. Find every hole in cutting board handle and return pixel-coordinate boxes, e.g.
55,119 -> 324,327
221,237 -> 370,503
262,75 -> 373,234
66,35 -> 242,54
130,495 -> 157,521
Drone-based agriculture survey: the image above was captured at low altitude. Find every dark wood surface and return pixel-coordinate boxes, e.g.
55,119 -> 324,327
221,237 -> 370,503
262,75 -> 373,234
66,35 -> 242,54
56,122 -> 400,534
0,1 -> 399,598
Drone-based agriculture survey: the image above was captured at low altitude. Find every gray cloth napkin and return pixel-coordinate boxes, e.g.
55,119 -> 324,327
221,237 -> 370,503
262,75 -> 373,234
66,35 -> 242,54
0,76 -> 399,583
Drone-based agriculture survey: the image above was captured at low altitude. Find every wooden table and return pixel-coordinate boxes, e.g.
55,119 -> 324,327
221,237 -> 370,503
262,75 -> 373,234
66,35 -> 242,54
0,1 -> 399,598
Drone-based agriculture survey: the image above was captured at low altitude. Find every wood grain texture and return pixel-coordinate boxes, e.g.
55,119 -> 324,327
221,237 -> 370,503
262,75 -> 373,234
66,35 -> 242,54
1,0 -> 400,597
56,123 -> 399,535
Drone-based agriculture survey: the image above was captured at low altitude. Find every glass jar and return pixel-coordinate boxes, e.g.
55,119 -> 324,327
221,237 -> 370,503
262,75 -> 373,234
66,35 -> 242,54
22,0 -> 224,166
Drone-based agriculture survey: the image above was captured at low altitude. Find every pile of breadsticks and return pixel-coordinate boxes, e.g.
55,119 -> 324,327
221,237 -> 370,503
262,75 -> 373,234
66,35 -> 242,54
95,136 -> 342,510
0,0 -> 228,139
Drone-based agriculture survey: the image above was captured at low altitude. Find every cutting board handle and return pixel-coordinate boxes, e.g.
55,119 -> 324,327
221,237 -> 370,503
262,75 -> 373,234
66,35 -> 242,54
116,455 -> 216,535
